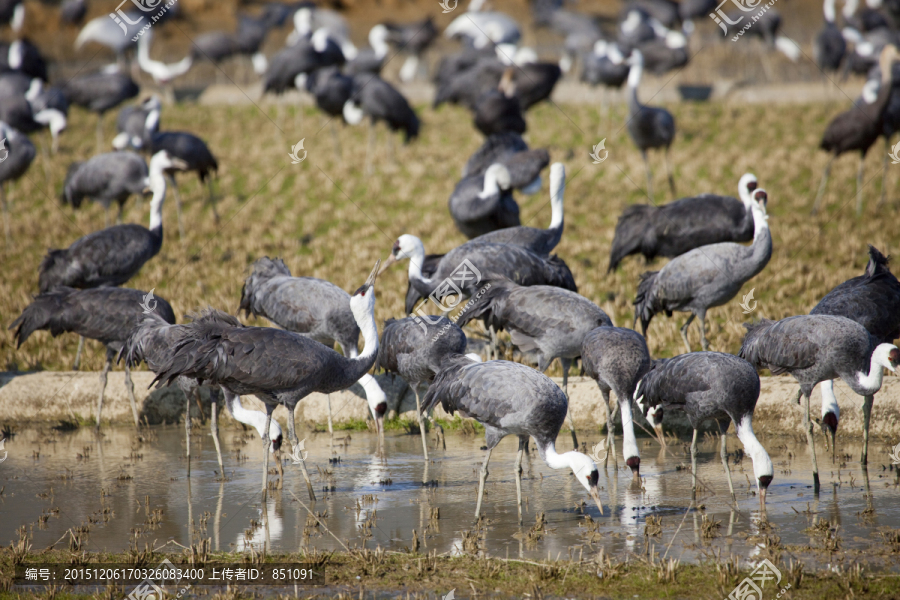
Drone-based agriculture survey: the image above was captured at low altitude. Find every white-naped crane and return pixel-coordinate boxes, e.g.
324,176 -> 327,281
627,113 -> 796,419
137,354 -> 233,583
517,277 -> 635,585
112,95 -> 161,151
582,327 -> 653,480
634,352 -> 774,511
448,163 -> 519,239
379,233 -> 577,319
0,119 -> 35,243
238,257 -> 388,441
633,189 -> 771,352
148,130 -> 219,237
150,262 -> 382,501
422,354 -> 604,523
65,65 -> 140,151
10,286 -> 176,430
625,49 -> 676,201
812,44 -> 899,215
740,315 -> 900,492
609,173 -> 759,272
808,245 -> 900,462
374,316 -> 468,460
121,309 -> 284,482
471,162 -> 564,255
455,276 -> 611,449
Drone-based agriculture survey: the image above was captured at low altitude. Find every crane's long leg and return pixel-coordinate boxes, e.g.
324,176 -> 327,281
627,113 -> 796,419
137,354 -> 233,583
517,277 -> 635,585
73,336 -> 85,370
679,314 -> 696,353
515,436 -> 526,525
474,446 -> 493,521
207,178 -> 220,223
641,150 -> 653,202
1,183 -> 9,244
95,349 -> 113,431
185,386 -> 192,478
861,394 -> 874,465
287,405 -> 315,501
601,388 -> 614,471
168,174 -> 185,240
720,421 -> 736,502
326,394 -> 334,438
812,155 -> 835,215
856,152 -> 866,215
365,119 -> 376,175
804,392 -> 821,493
561,358 -> 578,450
664,147 -> 676,199
414,386 -> 429,461
124,363 -> 139,428
261,406 -> 273,500
879,137 -> 891,208
209,391 -> 225,479
698,309 -> 710,352
690,428 -> 698,501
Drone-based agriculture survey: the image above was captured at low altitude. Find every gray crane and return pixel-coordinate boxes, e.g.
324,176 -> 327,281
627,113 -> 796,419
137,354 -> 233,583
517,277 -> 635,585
809,246 -> 900,460
121,309 -> 285,482
64,66 -> 139,151
374,316 -> 469,460
0,119 -> 35,243
634,352 -> 774,511
581,327 -> 652,480
455,277 -> 611,450
633,189 -> 771,352
151,262 -> 382,501
238,257 -> 388,440
740,315 -> 900,492
625,49 -> 676,201
10,286 -> 176,430
448,163 -> 519,239
422,354 -> 603,523
62,151 -> 151,225
472,162 -> 565,255
609,173 -> 759,272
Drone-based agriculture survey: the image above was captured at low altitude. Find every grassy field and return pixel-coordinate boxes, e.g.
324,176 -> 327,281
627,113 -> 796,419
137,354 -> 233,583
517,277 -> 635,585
1,97 -> 898,375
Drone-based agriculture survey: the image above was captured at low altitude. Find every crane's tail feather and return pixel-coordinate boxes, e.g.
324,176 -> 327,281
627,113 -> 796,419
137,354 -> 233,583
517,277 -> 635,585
632,271 -> 660,334
8,287 -> 77,348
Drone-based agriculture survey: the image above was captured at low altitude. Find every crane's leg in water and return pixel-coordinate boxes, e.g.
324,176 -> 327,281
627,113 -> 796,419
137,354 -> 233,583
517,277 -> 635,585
261,407 -> 272,500
812,155 -> 835,215
474,447 -> 493,522
124,363 -> 139,427
185,384 -> 192,478
95,349 -> 113,431
414,387 -> 429,461
690,427 -> 699,501
601,387 -> 614,470
720,420 -> 736,502
862,394 -> 874,465
515,436 -> 526,525
561,358 -> 578,450
209,391 -> 225,479
287,405 -> 315,501
680,314 -> 696,353
804,392 -> 821,493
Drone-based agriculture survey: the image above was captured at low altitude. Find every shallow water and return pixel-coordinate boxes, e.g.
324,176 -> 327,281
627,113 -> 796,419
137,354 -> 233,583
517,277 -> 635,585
2,423 -> 900,573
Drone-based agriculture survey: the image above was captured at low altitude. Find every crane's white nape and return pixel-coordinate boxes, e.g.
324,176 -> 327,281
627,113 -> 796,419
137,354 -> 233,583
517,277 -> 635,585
111,132 -> 130,151
774,36 -> 801,62
369,24 -> 390,58
343,100 -> 365,125
619,397 -> 641,477
841,26 -> 862,44
399,55 -> 419,82
664,31 -> 687,49
480,163 -> 511,198
857,343 -> 900,392
228,393 -> 284,453
147,150 -> 188,230
607,44 -> 626,65
549,162 -> 566,230
626,50 -> 644,88
11,3 -> 24,33
358,373 -> 387,419
294,73 -> 308,91
293,7 -> 312,36
820,378 -> 840,457
34,109 -> 66,138
738,172 -> 758,205
620,10 -> 642,34
24,78 -> 42,102
862,78 -> 880,104
348,261 -> 381,362
543,442 -> 604,514
8,40 -> 23,70
843,0 -> 859,19
252,52 -> 268,75
734,413 -> 773,504
824,0 -> 837,22
592,39 -> 608,57
379,234 -> 431,285
311,28 -> 330,53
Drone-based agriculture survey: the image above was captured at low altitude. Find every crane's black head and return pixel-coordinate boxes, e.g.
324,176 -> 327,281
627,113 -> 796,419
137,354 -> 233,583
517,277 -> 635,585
353,260 -> 381,297
822,411 -> 838,434
747,180 -> 758,192
890,347 -> 900,369
758,475 -> 773,490
753,189 -> 767,208
271,433 -> 283,452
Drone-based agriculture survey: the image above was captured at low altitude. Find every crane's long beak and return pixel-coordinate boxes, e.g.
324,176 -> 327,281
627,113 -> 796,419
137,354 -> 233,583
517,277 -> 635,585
171,157 -> 189,170
654,424 -> 666,447
366,259 -> 381,287
377,254 -> 397,276
590,486 -> 604,516
759,487 -> 767,514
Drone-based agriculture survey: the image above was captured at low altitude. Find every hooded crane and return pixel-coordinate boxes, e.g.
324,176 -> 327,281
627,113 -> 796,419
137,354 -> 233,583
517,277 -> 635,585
472,68 -> 526,136
471,162 -> 565,255
808,245 -> 900,462
582,327 -> 652,481
812,44 -> 899,215
0,120 -> 35,243
263,30 -> 345,95
633,189 -> 771,352
149,130 -> 219,238
374,316 -> 469,460
121,309 -> 285,481
151,262 -> 382,501
462,132 -> 549,196
455,277 -> 611,450
634,352 -> 774,512
740,315 -> 900,492
61,151 -> 157,226
379,233 -> 577,317
65,65 -> 139,151
238,257 -> 388,443
423,355 -> 604,523
112,95 -> 161,151
626,49 -> 676,202
609,173 -> 759,272
448,163 -> 519,239
10,287 -> 176,429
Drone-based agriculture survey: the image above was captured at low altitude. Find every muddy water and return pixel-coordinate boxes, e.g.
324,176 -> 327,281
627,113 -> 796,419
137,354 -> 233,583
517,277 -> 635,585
2,424 -> 900,571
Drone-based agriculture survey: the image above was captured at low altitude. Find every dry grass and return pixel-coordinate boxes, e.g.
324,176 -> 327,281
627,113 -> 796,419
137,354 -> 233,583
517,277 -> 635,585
2,95 -> 898,375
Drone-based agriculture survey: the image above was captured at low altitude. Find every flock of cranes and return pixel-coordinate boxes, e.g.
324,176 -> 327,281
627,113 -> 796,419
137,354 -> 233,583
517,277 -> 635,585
3,0 -> 900,526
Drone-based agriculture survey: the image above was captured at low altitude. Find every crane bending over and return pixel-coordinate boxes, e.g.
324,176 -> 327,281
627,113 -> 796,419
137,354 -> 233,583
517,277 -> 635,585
423,354 -> 603,523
